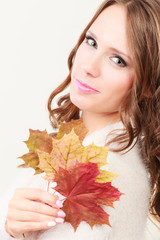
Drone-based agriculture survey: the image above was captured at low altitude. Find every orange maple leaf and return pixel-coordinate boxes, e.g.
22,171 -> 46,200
56,119 -> 88,143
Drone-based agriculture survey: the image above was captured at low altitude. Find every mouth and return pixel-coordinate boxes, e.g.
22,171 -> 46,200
75,78 -> 100,93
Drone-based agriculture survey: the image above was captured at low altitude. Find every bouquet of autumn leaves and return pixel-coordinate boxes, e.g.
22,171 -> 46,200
19,119 -> 122,231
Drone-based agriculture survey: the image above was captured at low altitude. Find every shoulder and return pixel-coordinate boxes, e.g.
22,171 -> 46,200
102,144 -> 151,239
106,142 -> 151,193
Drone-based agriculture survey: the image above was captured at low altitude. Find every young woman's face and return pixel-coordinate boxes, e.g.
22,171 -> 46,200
70,4 -> 135,118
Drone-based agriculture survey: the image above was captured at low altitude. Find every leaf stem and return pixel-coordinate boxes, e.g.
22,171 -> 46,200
61,197 -> 67,201
47,182 -> 50,192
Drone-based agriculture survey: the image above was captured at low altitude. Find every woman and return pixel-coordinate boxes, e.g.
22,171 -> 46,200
2,0 -> 160,239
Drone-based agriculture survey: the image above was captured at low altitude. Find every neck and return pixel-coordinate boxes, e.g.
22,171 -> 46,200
82,111 -> 120,136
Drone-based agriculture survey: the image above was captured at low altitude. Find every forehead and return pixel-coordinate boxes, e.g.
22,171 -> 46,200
89,5 -> 129,55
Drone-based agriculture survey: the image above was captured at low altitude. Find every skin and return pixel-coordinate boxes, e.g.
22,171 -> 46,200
70,5 -> 135,134
6,4 -> 135,237
5,188 -> 66,237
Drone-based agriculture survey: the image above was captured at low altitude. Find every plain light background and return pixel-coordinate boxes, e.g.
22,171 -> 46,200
0,1 -> 159,238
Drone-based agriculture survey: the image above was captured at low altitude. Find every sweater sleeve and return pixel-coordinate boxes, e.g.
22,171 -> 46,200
102,147 -> 151,240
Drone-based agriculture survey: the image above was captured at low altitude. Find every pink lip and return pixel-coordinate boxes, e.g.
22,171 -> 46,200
75,78 -> 99,93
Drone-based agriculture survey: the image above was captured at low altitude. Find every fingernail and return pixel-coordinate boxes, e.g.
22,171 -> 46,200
56,200 -> 63,208
47,221 -> 56,227
56,217 -> 64,223
49,182 -> 57,188
49,188 -> 56,194
58,210 -> 66,217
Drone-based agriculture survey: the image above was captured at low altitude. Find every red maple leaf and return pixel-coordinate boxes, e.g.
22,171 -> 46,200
54,162 -> 122,231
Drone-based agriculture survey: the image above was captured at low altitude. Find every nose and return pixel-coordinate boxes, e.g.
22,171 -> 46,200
81,55 -> 101,78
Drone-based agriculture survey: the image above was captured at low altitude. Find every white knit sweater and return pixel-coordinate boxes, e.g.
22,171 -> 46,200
0,121 -> 151,240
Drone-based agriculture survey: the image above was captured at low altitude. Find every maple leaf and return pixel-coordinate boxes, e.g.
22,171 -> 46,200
18,129 -> 53,174
79,142 -> 108,168
24,129 -> 53,153
18,120 -> 123,231
54,162 -> 122,231
56,119 -> 88,143
37,129 -> 112,183
18,119 -> 87,174
96,170 -> 118,183
18,120 -> 115,184
18,151 -> 43,175
37,129 -> 82,177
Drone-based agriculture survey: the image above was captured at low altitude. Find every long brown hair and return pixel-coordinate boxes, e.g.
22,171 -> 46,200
47,0 -> 160,222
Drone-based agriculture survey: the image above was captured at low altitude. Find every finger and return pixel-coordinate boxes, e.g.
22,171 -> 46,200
7,219 -> 63,235
14,188 -> 63,208
7,208 -> 66,222
9,199 -> 65,217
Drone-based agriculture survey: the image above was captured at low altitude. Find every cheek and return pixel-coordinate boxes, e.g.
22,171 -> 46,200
120,77 -> 133,94
111,71 -> 134,95
126,73 -> 134,88
124,75 -> 134,94
101,72 -> 135,109
115,75 -> 134,107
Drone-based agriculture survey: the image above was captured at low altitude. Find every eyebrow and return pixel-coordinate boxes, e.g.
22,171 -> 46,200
86,30 -> 132,62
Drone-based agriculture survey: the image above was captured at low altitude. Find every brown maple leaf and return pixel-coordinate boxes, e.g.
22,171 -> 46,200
56,119 -> 88,142
54,162 -> 123,231
18,129 -> 53,174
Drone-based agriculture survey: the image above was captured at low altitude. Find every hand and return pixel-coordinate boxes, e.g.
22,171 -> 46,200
5,188 -> 66,238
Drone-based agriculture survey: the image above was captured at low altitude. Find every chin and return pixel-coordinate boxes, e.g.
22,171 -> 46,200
70,93 -> 86,111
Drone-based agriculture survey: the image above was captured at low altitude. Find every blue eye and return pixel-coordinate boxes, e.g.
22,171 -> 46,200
85,35 -> 97,48
110,56 -> 127,67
